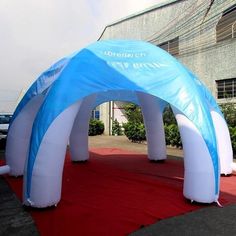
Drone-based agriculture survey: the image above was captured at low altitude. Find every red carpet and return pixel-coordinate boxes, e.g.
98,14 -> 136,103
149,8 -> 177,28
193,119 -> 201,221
3,148 -> 236,236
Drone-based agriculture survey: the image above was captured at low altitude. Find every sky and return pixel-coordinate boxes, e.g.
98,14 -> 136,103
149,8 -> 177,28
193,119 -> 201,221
0,0 -> 167,112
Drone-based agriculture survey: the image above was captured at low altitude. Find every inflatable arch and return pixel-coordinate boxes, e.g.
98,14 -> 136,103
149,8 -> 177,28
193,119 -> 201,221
5,40 -> 233,208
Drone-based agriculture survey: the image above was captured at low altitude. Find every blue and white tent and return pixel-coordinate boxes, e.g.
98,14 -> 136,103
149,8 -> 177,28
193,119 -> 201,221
5,40 -> 233,208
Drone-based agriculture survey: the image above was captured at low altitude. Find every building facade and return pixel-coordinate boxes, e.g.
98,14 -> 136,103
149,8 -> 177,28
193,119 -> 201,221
98,0 -> 236,134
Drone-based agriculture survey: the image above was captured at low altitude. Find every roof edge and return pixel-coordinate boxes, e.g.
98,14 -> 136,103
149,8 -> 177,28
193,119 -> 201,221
98,0 -> 183,40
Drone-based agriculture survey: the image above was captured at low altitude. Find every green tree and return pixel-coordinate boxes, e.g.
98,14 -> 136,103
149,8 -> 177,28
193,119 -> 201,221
220,103 -> 236,127
122,103 -> 182,147
229,127 -> 236,153
220,103 -> 236,155
123,103 -> 143,123
122,103 -> 146,142
112,119 -> 123,136
88,119 -> 104,136
163,105 -> 177,125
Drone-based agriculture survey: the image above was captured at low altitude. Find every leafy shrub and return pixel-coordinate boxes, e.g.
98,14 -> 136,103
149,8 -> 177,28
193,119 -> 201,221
122,103 -> 182,145
123,103 -> 143,123
220,103 -> 236,127
112,119 -> 123,136
88,119 -> 104,136
220,103 -> 236,156
229,126 -> 236,155
123,103 -> 146,142
164,125 -> 171,146
164,124 -> 182,148
163,105 -> 177,125
123,122 -> 146,142
122,103 -> 146,142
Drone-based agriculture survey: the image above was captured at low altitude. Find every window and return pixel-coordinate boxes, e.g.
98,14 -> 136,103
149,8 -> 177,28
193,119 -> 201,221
216,4 -> 236,42
91,110 -> 100,120
216,78 -> 236,99
159,37 -> 179,55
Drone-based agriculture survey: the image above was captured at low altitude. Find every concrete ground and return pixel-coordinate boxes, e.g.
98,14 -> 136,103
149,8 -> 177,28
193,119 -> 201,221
89,135 -> 184,158
0,175 -> 39,236
130,205 -> 236,236
0,135 -> 235,236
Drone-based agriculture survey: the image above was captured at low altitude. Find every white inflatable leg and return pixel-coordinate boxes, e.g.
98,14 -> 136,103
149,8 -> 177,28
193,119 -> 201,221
137,92 -> 166,161
5,95 -> 44,176
69,94 -> 96,161
23,100 -> 82,208
211,110 -> 233,175
232,162 -> 236,172
172,106 -> 218,203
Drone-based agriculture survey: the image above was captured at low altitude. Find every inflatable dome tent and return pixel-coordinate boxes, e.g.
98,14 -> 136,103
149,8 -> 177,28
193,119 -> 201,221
5,40 -> 233,208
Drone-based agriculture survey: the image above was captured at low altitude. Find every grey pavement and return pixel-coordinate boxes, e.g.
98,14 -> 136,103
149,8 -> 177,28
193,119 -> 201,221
0,136 -> 235,236
0,175 -> 39,236
130,205 -> 236,236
